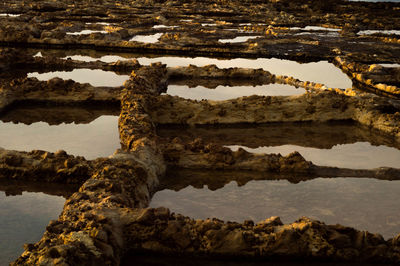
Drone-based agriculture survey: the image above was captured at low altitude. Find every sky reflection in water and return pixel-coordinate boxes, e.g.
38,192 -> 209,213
0,115 -> 119,160
0,192 -> 65,265
151,178 -> 400,240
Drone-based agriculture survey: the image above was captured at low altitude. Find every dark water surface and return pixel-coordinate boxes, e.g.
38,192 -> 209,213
55,53 -> 352,89
154,122 -> 400,240
227,142 -> 400,169
151,177 -> 400,240
27,69 -> 129,87
0,190 -> 66,265
0,106 -> 119,264
165,84 -> 306,100
122,253 -> 392,266
0,115 -> 120,160
158,122 -> 400,169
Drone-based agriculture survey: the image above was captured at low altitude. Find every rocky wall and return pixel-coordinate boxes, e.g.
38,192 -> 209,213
1,0 -> 400,264
3,61 -> 398,265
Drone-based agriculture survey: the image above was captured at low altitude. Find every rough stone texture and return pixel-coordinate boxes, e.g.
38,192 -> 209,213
12,156 -> 156,266
150,89 -> 400,141
0,149 -> 91,184
3,62 -> 399,265
0,77 -> 122,113
118,63 -> 168,191
0,0 -> 399,265
334,56 -> 400,97
1,0 -> 400,63
124,210 -> 400,263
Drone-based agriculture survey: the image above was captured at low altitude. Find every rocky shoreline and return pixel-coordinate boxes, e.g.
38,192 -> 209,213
1,0 -> 400,264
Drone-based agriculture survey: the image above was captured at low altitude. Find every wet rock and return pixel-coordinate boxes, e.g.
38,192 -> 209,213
136,208 -> 155,225
328,231 -> 352,248
2,0 -> 400,264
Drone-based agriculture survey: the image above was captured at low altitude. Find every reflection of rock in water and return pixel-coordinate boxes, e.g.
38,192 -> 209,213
151,177 -> 400,239
0,115 -> 121,159
157,121 -> 400,149
121,253 -> 391,266
0,179 -> 79,198
0,0 -> 400,264
0,189 -> 66,265
0,102 -> 120,125
157,166 -> 400,192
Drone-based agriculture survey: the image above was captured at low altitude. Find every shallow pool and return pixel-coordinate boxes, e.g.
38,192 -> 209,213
0,190 -> 65,264
0,115 -> 120,160
158,122 -> 400,169
151,177 -> 400,240
165,84 -> 306,100
227,142 -> 400,169
129,33 -> 163,43
28,69 -> 129,87
57,54 -> 352,89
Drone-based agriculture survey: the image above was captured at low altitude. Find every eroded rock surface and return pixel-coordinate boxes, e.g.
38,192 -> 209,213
0,0 -> 400,265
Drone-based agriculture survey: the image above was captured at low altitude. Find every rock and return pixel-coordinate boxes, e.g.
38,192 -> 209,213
328,231 -> 352,248
136,208 -> 155,224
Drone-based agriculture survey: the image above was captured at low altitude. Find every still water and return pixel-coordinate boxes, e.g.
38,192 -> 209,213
154,121 -> 400,239
165,84 -> 306,100
0,115 -> 120,160
66,30 -> 107,35
138,58 -> 351,89
158,122 -> 400,169
219,36 -> 262,43
228,142 -> 400,169
358,30 -> 400,35
130,33 -> 163,43
151,177 -> 400,239
28,69 -> 129,87
59,54 -> 351,89
0,191 -> 65,265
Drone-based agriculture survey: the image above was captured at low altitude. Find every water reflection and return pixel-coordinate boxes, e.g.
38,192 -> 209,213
152,25 -> 179,29
57,54 -> 351,89
0,13 -> 21,17
0,115 -> 120,160
66,30 -> 108,35
379,63 -> 400,68
158,122 -> 400,169
151,178 -> 400,239
227,143 -> 400,169
130,33 -> 163,43
357,30 -> 400,35
0,190 -> 65,265
291,26 -> 340,32
86,22 -> 111,26
165,84 -> 305,100
27,69 -> 129,87
144,58 -> 352,89
0,102 -> 120,125
219,36 -> 261,43
348,0 -> 400,2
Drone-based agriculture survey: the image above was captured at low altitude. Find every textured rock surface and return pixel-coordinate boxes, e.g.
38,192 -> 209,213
150,89 -> 400,140
124,210 -> 400,263
0,0 -> 399,264
0,149 -> 91,184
